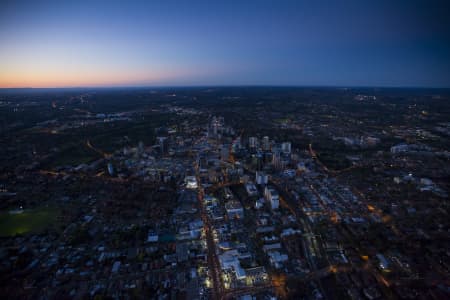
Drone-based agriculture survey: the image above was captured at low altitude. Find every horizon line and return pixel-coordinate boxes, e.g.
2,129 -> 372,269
1,84 -> 450,90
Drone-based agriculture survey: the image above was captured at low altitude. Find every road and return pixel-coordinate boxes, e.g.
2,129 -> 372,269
221,283 -> 273,300
267,177 -> 329,299
195,162 -> 224,300
86,139 -> 112,158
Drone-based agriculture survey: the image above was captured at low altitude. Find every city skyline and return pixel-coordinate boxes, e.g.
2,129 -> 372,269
1,0 -> 450,88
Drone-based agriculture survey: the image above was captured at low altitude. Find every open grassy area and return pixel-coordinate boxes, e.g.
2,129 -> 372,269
50,144 -> 101,168
0,206 -> 60,237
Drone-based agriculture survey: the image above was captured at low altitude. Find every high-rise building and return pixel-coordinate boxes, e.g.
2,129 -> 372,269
249,137 -> 258,149
209,116 -> 225,137
262,136 -> 270,151
232,137 -> 241,153
107,162 -> 115,176
138,141 -> 145,155
221,144 -> 230,162
272,151 -> 282,170
264,186 -> 279,210
157,136 -> 167,155
281,142 -> 291,154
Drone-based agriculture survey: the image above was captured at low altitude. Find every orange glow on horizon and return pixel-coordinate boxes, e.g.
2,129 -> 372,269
0,67 -> 202,88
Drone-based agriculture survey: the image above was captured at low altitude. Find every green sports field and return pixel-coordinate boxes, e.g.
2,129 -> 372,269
0,206 -> 59,237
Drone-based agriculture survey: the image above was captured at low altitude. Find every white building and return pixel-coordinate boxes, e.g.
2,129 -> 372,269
219,250 -> 246,280
264,186 -> 279,210
185,176 -> 198,189
256,171 -> 268,185
281,142 -> 291,154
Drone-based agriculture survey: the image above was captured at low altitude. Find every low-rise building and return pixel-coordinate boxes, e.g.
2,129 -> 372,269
225,200 -> 244,219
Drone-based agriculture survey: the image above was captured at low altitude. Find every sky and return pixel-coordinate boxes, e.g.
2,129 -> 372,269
1,0 -> 449,88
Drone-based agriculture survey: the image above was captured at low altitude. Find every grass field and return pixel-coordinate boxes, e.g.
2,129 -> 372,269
0,206 -> 60,237
50,144 -> 101,167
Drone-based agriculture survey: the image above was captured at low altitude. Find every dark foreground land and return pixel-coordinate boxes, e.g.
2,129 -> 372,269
0,87 -> 449,299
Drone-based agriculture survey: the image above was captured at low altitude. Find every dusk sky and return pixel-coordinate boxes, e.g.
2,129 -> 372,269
1,0 -> 449,88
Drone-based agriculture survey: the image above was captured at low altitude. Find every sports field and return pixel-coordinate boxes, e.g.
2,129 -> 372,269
0,206 -> 59,237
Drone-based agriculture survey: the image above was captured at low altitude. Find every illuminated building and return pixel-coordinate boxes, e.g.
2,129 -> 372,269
185,176 -> 198,189
219,250 -> 246,280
